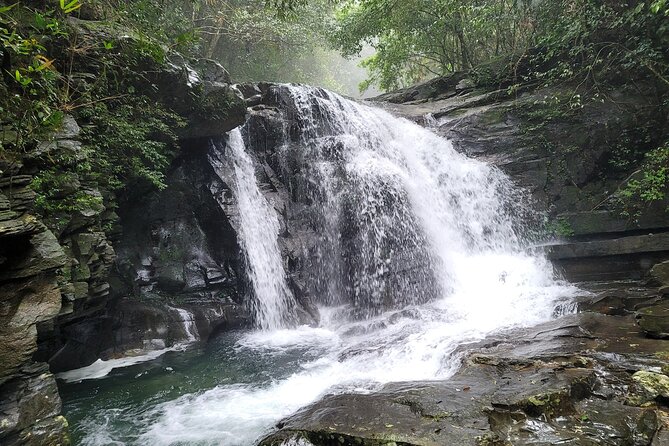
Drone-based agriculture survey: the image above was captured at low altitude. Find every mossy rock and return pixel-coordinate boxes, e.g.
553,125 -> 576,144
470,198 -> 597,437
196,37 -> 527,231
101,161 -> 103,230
631,371 -> 669,403
636,302 -> 669,339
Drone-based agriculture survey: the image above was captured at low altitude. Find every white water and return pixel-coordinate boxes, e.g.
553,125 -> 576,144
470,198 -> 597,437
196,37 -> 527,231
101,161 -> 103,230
214,129 -> 297,330
57,349 -> 176,383
74,85 -> 579,445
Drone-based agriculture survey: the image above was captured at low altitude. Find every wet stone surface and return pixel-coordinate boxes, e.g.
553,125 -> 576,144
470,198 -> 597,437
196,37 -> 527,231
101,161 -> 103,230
260,282 -> 669,446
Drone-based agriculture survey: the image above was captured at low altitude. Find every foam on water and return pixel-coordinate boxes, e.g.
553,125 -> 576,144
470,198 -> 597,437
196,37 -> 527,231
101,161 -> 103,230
69,84 -> 579,445
58,348 -> 178,383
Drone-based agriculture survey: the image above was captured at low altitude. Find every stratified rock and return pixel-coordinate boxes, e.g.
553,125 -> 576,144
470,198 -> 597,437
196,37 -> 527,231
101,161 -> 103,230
0,275 -> 62,384
0,167 -> 68,443
33,115 -> 83,161
0,227 -> 67,282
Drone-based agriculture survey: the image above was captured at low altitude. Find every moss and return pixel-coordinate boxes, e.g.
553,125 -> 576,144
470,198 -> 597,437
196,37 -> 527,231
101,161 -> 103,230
632,371 -> 669,400
476,433 -> 509,446
522,390 -> 571,418
479,107 -> 509,126
546,217 -> 575,238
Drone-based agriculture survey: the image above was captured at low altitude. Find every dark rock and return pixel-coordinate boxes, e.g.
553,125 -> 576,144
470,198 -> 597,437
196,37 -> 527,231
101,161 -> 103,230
544,233 -> 669,281
236,83 -> 263,99
0,370 -> 69,446
561,210 -> 669,237
649,261 -> 669,288
48,297 -> 250,372
547,233 -> 669,260
246,94 -> 263,107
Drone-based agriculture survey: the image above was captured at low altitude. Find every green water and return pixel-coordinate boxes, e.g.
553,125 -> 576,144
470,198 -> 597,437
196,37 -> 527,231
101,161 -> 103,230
59,330 -> 328,445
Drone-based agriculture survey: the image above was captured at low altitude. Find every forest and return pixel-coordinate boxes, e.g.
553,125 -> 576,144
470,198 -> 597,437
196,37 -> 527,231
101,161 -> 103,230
1,0 -> 668,214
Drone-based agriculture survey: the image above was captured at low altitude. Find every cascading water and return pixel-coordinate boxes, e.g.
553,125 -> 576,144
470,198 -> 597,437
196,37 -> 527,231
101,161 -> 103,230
171,307 -> 199,342
209,129 -> 298,330
63,84 -> 579,446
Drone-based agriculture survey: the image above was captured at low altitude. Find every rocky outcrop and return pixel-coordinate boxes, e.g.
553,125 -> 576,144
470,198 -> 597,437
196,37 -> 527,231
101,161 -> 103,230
0,162 -> 69,445
48,297 -> 249,373
256,71 -> 669,446
261,282 -> 669,445
64,18 -> 247,141
0,14 -> 254,442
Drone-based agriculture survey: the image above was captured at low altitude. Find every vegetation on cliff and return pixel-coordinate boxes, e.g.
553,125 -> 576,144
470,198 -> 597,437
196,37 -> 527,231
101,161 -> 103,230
1,0 -> 668,224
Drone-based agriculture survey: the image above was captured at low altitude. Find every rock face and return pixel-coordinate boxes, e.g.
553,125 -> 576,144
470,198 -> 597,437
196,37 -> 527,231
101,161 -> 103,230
261,283 -> 669,446
0,162 -> 69,445
0,17 -> 252,442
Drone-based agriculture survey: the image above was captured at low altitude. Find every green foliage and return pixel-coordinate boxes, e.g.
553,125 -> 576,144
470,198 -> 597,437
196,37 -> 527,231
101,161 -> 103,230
78,96 -> 185,191
0,3 -> 71,151
331,0 -> 535,91
1,2 -> 188,228
547,217 -> 575,238
32,171 -> 103,215
616,142 -> 669,217
59,0 -> 82,14
330,0 -> 669,92
524,0 -> 669,89
84,0 -> 199,53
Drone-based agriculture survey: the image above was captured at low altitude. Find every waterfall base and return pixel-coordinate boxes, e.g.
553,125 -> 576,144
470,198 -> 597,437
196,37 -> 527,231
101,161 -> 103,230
261,282 -> 668,446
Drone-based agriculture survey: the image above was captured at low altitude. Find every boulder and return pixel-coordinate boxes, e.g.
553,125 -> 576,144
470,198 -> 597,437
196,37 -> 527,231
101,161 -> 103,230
632,371 -> 669,402
649,261 -> 669,288
636,302 -> 669,338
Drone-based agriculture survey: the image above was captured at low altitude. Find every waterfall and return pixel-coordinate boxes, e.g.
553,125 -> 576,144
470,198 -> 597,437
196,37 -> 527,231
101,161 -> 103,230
210,129 -> 297,330
170,307 -> 199,342
72,84 -> 579,446
219,84 -> 544,322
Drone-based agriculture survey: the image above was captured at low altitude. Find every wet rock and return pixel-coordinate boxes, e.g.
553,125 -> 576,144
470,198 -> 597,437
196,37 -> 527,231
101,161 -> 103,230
48,297 -> 250,372
561,210 -> 669,238
236,83 -> 263,99
0,369 -> 69,446
261,363 -> 598,446
636,302 -> 669,338
261,289 -> 669,446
